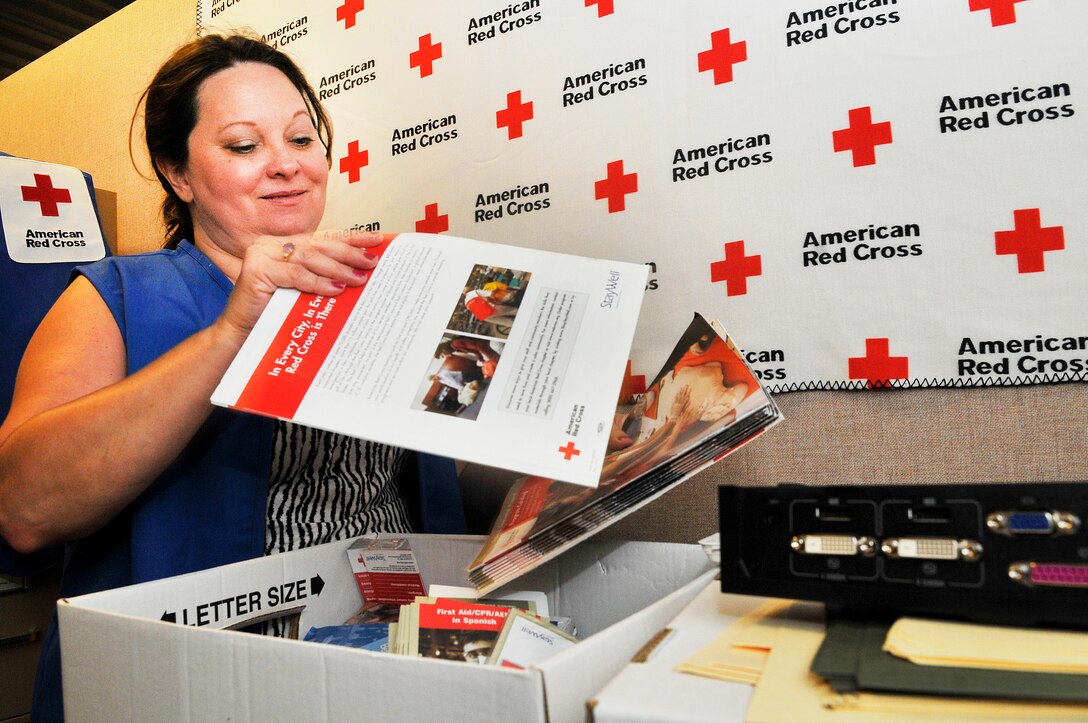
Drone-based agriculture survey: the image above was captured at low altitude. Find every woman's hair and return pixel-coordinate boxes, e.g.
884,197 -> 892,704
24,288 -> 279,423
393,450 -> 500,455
137,32 -> 332,249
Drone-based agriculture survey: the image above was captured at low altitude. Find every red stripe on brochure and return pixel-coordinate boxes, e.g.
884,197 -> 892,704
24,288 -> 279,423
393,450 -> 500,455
233,234 -> 397,418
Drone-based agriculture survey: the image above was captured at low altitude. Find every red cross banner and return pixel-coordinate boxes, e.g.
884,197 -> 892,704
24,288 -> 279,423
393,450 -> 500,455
199,1 -> 1087,392
1,155 -> 107,264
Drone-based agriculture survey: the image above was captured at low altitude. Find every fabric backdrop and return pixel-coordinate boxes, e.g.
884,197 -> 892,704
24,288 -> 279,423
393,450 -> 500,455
198,0 -> 1087,394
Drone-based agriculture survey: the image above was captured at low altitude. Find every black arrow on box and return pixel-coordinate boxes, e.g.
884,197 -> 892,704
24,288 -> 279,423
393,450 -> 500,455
161,611 -> 177,623
311,574 -> 324,596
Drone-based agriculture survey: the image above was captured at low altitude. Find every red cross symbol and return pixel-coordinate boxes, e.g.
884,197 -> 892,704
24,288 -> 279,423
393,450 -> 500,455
335,0 -> 365,29
698,28 -> 747,85
416,203 -> 449,234
410,34 -> 443,78
618,360 -> 646,404
586,0 -> 615,17
710,240 -> 762,296
496,90 -> 534,140
848,338 -> 909,389
21,173 -> 72,217
833,107 -> 893,167
558,441 -> 581,460
969,0 -> 1027,26
995,208 -> 1064,274
594,160 -> 638,213
338,140 -> 369,184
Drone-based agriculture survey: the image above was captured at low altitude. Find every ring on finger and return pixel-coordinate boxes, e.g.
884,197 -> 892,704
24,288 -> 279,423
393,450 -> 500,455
281,242 -> 296,262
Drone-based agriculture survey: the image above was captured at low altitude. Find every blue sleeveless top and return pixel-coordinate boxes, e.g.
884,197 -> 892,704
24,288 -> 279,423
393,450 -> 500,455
32,240 -> 465,721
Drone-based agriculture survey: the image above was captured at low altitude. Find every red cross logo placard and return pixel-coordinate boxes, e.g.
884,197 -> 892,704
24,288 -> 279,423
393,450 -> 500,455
410,34 -> 443,78
586,0 -> 615,17
416,203 -> 449,234
698,28 -> 747,85
558,441 -> 581,460
3,157 -> 106,264
995,208 -> 1064,274
969,0 -> 1027,27
21,173 -> 71,217
336,0 -> 365,29
339,140 -> 369,184
833,107 -> 893,167
848,338 -> 909,389
710,240 -> 762,296
595,160 -> 638,213
497,90 -> 534,140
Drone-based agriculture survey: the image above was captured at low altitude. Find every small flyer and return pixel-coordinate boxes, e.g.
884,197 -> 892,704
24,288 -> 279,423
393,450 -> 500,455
212,232 -> 648,487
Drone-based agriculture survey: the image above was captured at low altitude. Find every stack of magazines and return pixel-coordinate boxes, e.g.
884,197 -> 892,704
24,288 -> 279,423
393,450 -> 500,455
468,314 -> 782,593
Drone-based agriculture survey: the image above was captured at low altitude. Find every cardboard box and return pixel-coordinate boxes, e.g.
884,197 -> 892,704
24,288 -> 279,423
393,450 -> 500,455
59,535 -> 714,722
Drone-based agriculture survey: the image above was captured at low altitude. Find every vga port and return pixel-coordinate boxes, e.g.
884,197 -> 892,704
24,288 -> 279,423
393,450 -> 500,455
1009,562 -> 1088,588
880,537 -> 983,561
790,534 -> 876,557
986,510 -> 1080,537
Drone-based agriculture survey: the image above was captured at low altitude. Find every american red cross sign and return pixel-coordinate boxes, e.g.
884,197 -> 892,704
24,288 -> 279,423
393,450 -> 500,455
200,1 -> 1088,393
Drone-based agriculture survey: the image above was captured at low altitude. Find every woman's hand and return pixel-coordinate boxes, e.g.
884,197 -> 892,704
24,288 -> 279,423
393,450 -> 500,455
217,230 -> 386,342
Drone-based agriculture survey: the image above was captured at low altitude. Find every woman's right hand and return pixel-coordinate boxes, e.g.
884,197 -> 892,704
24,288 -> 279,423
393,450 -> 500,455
216,230 -> 387,343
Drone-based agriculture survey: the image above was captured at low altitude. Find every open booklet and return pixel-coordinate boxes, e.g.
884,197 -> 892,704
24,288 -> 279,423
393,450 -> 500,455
212,232 -> 647,487
468,313 -> 783,594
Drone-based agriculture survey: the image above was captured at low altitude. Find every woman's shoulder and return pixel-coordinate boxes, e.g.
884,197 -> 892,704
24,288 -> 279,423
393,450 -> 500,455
77,241 -> 226,290
75,242 -> 184,279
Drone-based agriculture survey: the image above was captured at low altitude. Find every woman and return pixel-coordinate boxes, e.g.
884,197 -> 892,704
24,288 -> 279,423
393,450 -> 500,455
0,33 -> 462,722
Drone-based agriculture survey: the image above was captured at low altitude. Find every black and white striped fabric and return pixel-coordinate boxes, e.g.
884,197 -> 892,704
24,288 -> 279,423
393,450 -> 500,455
265,420 -> 413,557
262,421 -> 414,638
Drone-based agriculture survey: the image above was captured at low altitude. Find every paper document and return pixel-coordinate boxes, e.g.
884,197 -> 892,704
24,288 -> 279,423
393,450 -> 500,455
212,232 -> 648,486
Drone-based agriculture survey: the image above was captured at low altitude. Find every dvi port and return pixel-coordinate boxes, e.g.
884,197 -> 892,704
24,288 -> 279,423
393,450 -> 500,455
790,534 -> 876,557
1009,562 -> 1088,588
880,537 -> 983,561
986,510 -> 1080,537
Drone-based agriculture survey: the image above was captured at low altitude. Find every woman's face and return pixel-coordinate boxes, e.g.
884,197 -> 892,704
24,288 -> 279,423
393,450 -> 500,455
166,62 -> 328,257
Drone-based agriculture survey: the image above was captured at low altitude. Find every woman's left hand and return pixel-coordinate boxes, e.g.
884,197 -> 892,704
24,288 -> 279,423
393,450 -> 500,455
218,230 -> 386,341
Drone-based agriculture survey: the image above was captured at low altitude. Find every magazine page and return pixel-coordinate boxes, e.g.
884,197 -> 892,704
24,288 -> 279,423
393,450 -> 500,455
212,232 -> 648,487
469,313 -> 782,591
